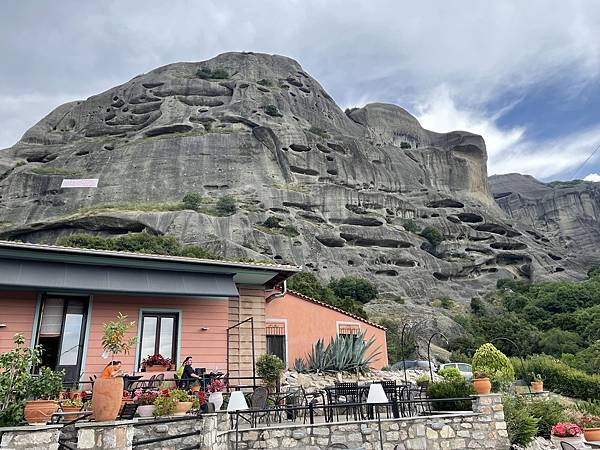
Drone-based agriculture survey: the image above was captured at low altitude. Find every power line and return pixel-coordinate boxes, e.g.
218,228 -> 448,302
571,141 -> 600,179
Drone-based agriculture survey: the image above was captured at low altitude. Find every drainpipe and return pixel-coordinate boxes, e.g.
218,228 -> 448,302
265,280 -> 287,302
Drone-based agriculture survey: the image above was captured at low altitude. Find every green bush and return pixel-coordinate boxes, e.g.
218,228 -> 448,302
402,219 -> 420,233
57,233 -> 218,260
449,351 -> 472,364
182,192 -> 202,210
502,395 -> 539,447
328,276 -> 378,304
262,216 -> 281,228
216,196 -> 237,215
525,399 -> 566,438
196,67 -> 229,79
420,226 -> 444,247
153,395 -> 177,416
376,318 -> 419,363
264,105 -> 281,117
515,355 -> 600,400
287,272 -> 368,319
438,367 -> 463,382
28,367 -> 64,400
427,379 -> 474,411
472,343 -> 515,390
256,354 -> 285,387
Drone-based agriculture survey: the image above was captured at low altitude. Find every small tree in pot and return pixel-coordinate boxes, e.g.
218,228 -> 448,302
24,366 -> 64,425
92,313 -> 136,422
0,333 -> 42,426
256,353 -> 285,392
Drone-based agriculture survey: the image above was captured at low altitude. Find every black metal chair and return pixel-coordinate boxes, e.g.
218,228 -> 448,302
331,382 -> 361,422
560,442 -> 577,450
118,402 -> 138,420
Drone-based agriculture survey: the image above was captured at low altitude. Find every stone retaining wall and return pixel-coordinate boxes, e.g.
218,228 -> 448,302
228,394 -> 509,449
0,395 -> 509,449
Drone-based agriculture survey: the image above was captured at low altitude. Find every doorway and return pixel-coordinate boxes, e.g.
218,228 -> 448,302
36,294 -> 89,385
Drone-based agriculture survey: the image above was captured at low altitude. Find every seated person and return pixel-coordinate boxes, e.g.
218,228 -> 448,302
100,360 -> 123,379
180,356 -> 201,388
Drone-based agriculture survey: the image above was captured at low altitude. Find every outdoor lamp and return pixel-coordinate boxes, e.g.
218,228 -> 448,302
228,390 -> 249,450
367,383 -> 388,450
227,391 -> 249,411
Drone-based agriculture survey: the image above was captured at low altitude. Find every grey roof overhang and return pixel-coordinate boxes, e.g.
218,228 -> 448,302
0,241 -> 300,295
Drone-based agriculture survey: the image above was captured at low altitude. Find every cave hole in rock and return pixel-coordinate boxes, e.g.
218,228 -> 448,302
548,253 -> 563,261
375,269 -> 398,276
494,253 -> 531,265
290,144 -> 311,152
431,213 -> 440,218
282,202 -> 314,211
337,217 -> 383,227
433,272 -> 450,281
490,242 -> 527,251
426,199 -> 465,208
493,192 -> 512,200
326,155 -> 334,162
145,124 -> 193,137
555,267 -> 565,272
456,213 -> 484,223
316,143 -> 331,153
327,168 -> 338,176
289,166 -> 319,176
347,260 -> 354,266
339,233 -> 412,248
274,255 -> 283,260
316,235 -> 346,247
75,150 -> 90,156
326,142 -> 347,154
446,216 -> 461,224
481,267 -> 498,273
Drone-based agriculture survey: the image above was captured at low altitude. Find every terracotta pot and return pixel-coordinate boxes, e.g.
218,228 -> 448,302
174,401 -> 193,416
584,428 -> 600,442
472,377 -> 492,395
531,381 -> 543,393
24,400 -> 58,425
61,405 -> 82,421
92,377 -> 124,422
145,365 -> 167,372
137,405 -> 156,418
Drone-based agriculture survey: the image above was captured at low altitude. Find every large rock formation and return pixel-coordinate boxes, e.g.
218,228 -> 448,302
0,52 -> 586,309
490,173 -> 600,267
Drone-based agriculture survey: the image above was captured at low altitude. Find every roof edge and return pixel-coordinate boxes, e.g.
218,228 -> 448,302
285,290 -> 386,330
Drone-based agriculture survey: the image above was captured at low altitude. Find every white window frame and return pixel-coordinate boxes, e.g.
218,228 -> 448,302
336,321 -> 362,337
266,318 -> 288,368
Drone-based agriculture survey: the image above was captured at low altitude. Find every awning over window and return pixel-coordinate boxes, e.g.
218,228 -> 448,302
0,258 -> 238,297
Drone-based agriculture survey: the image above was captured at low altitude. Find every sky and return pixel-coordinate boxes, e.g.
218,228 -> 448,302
1,1 -> 599,182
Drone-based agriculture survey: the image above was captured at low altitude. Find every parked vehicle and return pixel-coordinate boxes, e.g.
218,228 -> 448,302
438,363 -> 473,380
391,360 -> 437,371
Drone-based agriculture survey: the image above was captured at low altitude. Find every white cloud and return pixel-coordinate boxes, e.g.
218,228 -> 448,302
414,87 -> 600,179
584,173 -> 600,182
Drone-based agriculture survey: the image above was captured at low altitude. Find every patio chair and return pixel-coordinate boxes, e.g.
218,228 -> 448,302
559,443 -> 577,450
118,402 -> 138,420
331,382 -> 361,422
241,386 -> 270,427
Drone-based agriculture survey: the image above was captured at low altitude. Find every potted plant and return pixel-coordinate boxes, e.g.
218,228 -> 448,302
170,389 -> 194,416
192,391 -> 208,413
472,370 -> 492,395
256,353 -> 285,391
92,313 -> 137,422
208,379 -> 226,411
0,333 -> 42,427
24,367 -> 64,425
141,354 -> 171,372
551,423 -> 583,448
415,373 -> 430,388
60,395 -> 84,421
133,390 -> 159,418
580,416 -> 600,442
530,373 -> 544,393
153,392 -> 177,417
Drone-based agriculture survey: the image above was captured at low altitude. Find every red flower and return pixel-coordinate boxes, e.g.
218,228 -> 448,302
552,423 -> 582,437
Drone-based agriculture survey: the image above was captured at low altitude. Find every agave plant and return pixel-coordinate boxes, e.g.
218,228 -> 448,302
304,332 -> 381,373
293,357 -> 307,373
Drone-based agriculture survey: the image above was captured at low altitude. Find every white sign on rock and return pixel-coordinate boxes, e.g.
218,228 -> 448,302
60,178 -> 99,188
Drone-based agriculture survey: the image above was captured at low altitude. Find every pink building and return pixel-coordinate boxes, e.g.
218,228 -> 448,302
266,291 -> 388,369
0,241 -> 388,385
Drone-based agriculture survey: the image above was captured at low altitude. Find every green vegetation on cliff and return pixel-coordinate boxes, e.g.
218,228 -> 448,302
450,269 -> 600,376
287,272 -> 374,319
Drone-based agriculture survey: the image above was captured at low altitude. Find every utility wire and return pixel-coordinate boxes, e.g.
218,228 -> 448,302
571,141 -> 600,179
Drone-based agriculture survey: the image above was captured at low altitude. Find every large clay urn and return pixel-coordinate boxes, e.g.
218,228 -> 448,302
472,377 -> 492,395
92,377 -> 124,422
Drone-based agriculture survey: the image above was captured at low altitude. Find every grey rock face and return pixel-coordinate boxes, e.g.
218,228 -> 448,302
490,173 -> 600,267
0,52 -> 586,308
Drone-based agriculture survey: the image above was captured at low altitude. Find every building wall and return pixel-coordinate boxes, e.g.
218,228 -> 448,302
265,292 -> 388,369
226,286 -> 267,382
84,294 -> 231,377
0,290 -> 38,352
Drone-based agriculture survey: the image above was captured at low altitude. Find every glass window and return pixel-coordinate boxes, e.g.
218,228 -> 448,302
458,363 -> 472,371
58,302 -> 85,366
139,312 -> 178,367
